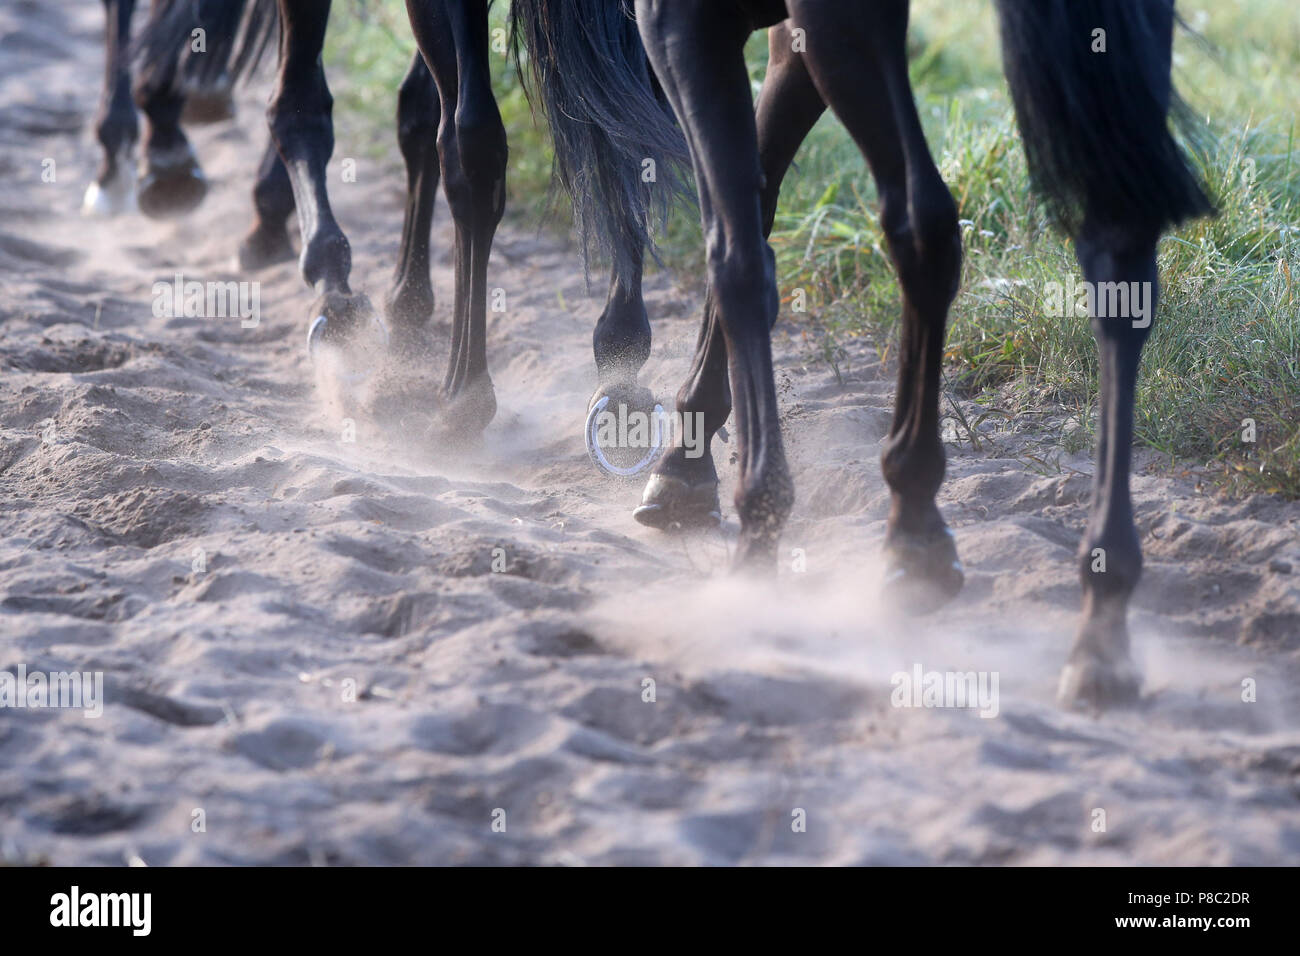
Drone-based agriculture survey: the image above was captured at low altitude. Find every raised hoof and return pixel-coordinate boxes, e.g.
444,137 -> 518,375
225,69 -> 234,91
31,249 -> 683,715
586,383 -> 667,478
138,146 -> 207,219
633,472 -> 722,531
881,526 -> 965,611
82,151 -> 136,217
237,225 -> 296,272
307,292 -> 387,394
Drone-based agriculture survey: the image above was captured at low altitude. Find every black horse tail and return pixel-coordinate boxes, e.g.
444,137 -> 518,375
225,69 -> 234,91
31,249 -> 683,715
994,0 -> 1214,234
135,0 -> 280,95
510,0 -> 692,285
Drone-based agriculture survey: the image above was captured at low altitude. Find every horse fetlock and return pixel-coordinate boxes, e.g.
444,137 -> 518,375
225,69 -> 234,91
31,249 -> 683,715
384,277 -> 436,331
1077,536 -> 1142,600
300,230 -> 353,294
430,374 -> 497,444
593,300 -> 652,382
735,468 -> 794,542
881,437 -> 946,504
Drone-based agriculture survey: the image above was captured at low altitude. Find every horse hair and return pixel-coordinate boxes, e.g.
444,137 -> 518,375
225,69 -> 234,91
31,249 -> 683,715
134,0 -> 280,95
994,0 -> 1214,235
510,0 -> 693,287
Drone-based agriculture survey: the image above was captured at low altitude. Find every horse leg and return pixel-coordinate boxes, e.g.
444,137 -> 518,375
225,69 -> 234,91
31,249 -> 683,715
588,242 -> 653,411
134,0 -> 207,218
270,0 -> 374,346
635,1 -> 793,569
85,0 -> 139,216
384,49 -> 442,343
635,21 -> 825,530
406,0 -> 507,437
992,0 -> 1209,704
585,240 -> 668,477
788,0 -> 964,602
1057,223 -> 1156,706
236,136 -> 297,271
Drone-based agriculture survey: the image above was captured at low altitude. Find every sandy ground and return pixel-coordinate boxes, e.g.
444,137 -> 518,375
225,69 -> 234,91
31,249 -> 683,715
1,0 -> 1298,866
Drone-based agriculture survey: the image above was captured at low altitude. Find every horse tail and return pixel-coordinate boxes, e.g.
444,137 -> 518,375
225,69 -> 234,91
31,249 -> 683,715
510,0 -> 692,284
993,0 -> 1214,234
135,0 -> 280,94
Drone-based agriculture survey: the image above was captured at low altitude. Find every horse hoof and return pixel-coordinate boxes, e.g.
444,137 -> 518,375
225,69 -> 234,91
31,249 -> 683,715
137,146 -> 207,219
881,526 -> 965,611
82,177 -> 136,217
586,385 -> 669,478
82,151 -> 136,217
1057,622 -> 1142,709
307,293 -> 387,389
427,375 -> 498,443
633,472 -> 722,531
1057,652 -> 1141,710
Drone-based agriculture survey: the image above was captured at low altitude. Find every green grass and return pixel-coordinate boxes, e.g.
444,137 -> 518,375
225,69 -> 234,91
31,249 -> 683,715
324,0 -> 1300,497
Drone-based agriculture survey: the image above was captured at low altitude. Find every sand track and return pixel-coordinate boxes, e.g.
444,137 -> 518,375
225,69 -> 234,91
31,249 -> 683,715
1,0 -> 1298,865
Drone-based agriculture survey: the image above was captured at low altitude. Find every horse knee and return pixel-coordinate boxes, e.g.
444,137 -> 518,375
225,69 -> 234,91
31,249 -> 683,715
913,188 -> 960,264
881,180 -> 960,307
438,104 -> 506,226
707,241 -> 779,328
268,84 -> 334,159
456,105 -> 508,212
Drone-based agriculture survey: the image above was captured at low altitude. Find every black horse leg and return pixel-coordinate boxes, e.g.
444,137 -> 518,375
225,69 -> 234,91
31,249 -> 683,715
270,0 -> 373,338
237,135 -> 297,271
635,20 -> 825,531
991,0 -> 1209,706
85,0 -> 139,215
635,1 -> 794,568
134,0 -> 207,218
385,49 -> 442,342
585,242 -> 659,475
1057,222 -> 1157,705
790,0 -> 964,601
406,0 -> 507,436
590,244 -> 652,398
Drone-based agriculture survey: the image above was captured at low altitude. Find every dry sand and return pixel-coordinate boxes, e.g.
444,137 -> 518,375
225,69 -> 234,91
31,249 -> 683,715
1,0 -> 1298,865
